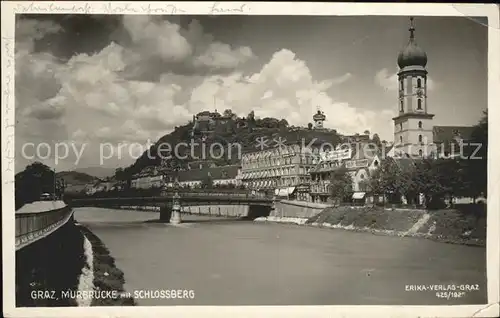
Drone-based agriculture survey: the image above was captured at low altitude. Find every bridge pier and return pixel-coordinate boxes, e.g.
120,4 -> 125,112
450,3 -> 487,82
170,192 -> 181,225
159,192 -> 182,224
159,205 -> 172,222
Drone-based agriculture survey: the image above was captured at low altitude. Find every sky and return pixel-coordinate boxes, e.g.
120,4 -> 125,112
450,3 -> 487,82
14,14 -> 488,173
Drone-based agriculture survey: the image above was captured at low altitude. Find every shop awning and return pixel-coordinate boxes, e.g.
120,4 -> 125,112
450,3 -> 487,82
352,192 -> 366,199
275,188 -> 289,196
287,187 -> 296,194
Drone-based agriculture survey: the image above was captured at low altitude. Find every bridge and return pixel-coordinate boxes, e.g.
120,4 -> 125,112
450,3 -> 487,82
69,190 -> 275,224
15,190 -> 274,251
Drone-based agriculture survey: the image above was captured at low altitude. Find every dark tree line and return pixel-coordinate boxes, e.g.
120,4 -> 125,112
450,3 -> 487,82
15,162 -> 66,209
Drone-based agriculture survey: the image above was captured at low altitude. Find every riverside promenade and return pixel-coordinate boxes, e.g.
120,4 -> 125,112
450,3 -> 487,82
74,207 -> 487,306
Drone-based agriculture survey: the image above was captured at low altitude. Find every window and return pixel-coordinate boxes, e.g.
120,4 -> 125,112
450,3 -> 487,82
417,99 -> 422,110
400,136 -> 403,144
374,160 -> 379,167
417,78 -> 422,88
400,123 -> 403,131
419,149 -> 423,157
400,100 -> 404,112
400,80 -> 404,91
418,121 -> 423,129
418,135 -> 423,143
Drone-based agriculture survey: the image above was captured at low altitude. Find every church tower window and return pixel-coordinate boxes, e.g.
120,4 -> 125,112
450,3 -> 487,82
417,99 -> 422,110
418,135 -> 423,143
417,78 -> 422,88
400,136 -> 403,144
400,100 -> 404,112
419,149 -> 423,157
418,121 -> 422,128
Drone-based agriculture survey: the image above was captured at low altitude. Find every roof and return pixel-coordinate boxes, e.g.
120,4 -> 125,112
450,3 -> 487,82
433,125 -> 475,143
433,125 -> 475,153
175,165 -> 240,182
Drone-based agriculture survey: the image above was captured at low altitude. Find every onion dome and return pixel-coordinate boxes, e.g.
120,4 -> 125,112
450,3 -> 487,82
397,17 -> 427,68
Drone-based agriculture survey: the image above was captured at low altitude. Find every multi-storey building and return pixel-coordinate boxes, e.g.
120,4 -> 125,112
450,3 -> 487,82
309,142 -> 382,203
238,143 -> 321,197
164,164 -> 242,188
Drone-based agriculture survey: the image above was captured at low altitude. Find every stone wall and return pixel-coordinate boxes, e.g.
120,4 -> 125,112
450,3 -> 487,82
273,200 -> 332,219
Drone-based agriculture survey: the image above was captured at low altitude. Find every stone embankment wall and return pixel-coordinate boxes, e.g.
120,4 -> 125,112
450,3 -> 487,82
113,204 -> 271,220
257,205 -> 487,246
272,200 -> 331,219
15,201 -> 134,307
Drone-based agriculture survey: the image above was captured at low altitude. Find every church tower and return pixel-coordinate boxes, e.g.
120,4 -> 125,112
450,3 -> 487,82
393,17 -> 434,158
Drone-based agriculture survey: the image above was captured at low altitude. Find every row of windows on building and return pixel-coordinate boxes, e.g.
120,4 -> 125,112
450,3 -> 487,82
245,176 -> 310,189
242,156 -> 316,169
400,99 -> 424,112
240,165 -> 313,179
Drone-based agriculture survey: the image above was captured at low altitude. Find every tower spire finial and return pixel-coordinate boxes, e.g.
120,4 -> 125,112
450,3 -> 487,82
409,17 -> 415,40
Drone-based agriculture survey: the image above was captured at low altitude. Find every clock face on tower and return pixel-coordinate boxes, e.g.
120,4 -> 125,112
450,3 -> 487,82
416,88 -> 424,98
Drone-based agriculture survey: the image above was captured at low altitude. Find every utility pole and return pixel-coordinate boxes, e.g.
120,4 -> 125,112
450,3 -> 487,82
53,167 -> 57,201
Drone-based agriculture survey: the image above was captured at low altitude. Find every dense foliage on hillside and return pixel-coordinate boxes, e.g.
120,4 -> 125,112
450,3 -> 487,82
120,113 -> 343,180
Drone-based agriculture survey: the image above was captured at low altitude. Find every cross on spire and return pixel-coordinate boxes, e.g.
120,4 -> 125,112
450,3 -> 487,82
409,17 -> 415,40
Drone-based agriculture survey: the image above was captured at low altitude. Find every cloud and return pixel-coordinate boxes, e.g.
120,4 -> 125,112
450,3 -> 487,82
15,16 -> 392,172
375,68 -> 438,91
330,72 -> 353,85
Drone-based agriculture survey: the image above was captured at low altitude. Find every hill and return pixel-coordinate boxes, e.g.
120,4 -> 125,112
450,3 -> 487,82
74,167 -> 116,179
119,112 -> 345,179
56,171 -> 99,185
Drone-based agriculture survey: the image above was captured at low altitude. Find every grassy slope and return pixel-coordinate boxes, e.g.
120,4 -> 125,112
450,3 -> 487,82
306,205 -> 487,246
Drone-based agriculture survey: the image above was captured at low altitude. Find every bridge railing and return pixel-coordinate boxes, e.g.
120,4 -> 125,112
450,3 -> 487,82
15,204 -> 74,251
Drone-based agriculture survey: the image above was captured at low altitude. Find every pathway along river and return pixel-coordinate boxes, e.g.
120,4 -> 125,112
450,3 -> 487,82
74,207 -> 487,306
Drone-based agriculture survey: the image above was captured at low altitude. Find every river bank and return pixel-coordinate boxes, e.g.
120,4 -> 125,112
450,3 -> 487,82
77,225 -> 136,306
256,204 -> 486,247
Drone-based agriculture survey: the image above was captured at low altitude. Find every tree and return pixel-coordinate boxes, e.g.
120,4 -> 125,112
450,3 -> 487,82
307,123 -> 313,130
15,162 -> 56,209
364,130 -> 370,136
329,167 -> 353,205
278,119 -> 289,128
372,133 -> 382,148
223,109 -> 234,118
467,110 -> 487,199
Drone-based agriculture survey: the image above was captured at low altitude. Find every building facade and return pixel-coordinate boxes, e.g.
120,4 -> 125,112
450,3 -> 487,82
309,142 -> 381,203
238,144 -> 320,196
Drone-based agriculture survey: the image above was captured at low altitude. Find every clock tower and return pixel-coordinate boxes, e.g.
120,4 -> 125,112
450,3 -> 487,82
393,17 -> 434,158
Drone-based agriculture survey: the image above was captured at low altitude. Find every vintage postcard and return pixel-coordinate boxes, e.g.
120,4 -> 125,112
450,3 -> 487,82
2,2 -> 499,318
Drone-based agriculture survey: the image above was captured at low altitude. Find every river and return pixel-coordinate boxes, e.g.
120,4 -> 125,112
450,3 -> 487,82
74,207 -> 487,306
